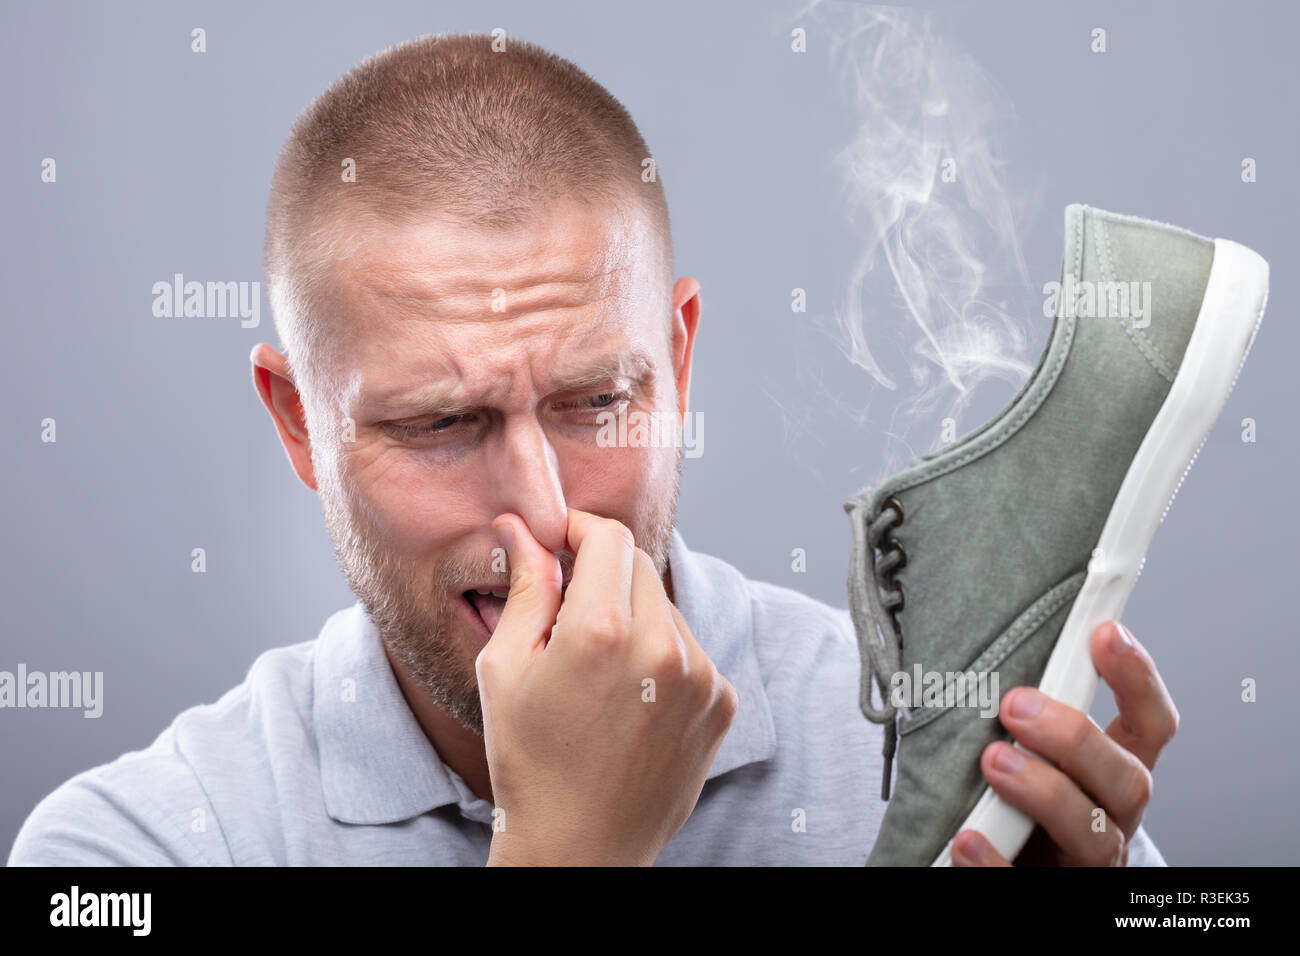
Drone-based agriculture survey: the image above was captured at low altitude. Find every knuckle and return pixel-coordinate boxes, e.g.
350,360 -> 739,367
583,606 -> 631,647
633,546 -> 659,580
583,628 -> 621,656
475,647 -> 499,683
1162,704 -> 1180,740
508,562 -> 542,597
1126,762 -> 1154,811
714,676 -> 740,724
648,638 -> 690,682
600,517 -> 636,549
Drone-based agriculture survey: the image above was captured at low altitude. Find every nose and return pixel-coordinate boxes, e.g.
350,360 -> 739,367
495,416 -> 569,555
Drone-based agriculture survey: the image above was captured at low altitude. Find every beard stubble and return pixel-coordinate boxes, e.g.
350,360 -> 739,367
318,450 -> 682,736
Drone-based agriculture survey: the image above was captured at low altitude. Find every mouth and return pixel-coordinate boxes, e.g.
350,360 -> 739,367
461,581 -> 570,640
462,588 -> 510,637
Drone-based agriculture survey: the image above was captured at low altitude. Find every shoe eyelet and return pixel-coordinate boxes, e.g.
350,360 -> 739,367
882,496 -> 904,526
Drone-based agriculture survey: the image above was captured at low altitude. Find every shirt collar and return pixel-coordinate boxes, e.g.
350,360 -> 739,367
314,527 -> 777,825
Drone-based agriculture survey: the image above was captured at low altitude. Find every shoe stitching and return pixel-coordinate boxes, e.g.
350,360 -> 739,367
873,307 -> 1076,499
1097,216 -> 1177,383
897,570 -> 1087,735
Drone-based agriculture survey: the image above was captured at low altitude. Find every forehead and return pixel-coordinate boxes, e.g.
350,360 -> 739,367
318,198 -> 668,407
340,199 -> 656,316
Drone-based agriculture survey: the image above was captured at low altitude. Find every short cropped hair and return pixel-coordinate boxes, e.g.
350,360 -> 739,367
264,32 -> 673,400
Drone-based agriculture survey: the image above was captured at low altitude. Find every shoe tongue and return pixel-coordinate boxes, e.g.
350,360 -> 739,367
476,594 -> 506,634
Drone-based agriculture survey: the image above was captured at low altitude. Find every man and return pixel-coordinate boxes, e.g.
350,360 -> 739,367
9,33 -> 1172,866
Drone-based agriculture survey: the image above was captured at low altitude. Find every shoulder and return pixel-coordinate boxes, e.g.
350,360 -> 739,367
7,724 -> 226,866
170,637 -> 316,749
7,638 -> 318,867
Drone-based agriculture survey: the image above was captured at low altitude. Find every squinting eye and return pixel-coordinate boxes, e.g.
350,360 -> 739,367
424,415 -> 467,431
384,414 -> 475,443
554,392 -> 628,414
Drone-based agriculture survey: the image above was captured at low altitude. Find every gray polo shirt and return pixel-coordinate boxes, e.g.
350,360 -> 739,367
8,529 -> 1165,866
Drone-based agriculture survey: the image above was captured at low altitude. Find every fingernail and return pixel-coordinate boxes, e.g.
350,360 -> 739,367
1111,622 -> 1134,655
494,521 -> 516,553
956,831 -> 991,864
993,743 -> 1024,773
1009,688 -> 1042,719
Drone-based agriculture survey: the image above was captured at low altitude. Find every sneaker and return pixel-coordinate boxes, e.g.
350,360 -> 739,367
844,204 -> 1269,866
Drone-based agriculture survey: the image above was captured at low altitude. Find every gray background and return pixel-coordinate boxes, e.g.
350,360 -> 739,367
2,0 -> 1295,864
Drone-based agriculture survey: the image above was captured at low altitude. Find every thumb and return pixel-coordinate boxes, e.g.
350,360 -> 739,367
490,514 -> 562,657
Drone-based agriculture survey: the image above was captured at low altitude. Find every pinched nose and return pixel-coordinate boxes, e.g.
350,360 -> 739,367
494,419 -> 568,554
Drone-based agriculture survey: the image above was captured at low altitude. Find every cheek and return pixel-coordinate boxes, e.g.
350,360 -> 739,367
561,437 -> 675,518
343,444 -> 482,554
560,389 -> 682,507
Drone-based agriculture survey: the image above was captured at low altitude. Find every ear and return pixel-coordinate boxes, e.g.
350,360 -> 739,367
250,343 -> 318,491
669,276 -> 702,418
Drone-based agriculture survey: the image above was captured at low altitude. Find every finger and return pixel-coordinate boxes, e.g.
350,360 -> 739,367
629,547 -> 675,626
665,595 -> 713,681
1092,621 -> 1180,771
951,829 -> 1012,867
664,598 -> 737,727
666,599 -> 691,641
979,740 -> 1128,866
485,514 -> 562,662
556,509 -> 635,644
628,546 -> 692,681
999,687 -> 1153,834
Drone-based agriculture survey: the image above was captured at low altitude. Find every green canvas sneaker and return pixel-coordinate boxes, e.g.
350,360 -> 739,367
844,204 -> 1269,866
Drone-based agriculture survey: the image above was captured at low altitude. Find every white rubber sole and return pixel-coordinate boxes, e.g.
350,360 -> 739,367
932,237 -> 1269,867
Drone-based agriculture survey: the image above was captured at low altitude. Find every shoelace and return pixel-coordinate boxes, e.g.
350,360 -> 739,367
843,489 -> 905,800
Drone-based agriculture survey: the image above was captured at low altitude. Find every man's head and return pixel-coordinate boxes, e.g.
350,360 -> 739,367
252,33 -> 700,736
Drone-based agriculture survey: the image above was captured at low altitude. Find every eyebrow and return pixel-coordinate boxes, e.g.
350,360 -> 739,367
362,349 -> 658,419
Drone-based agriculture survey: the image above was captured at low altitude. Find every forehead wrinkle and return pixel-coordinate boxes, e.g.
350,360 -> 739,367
358,259 -> 635,325
326,210 -> 663,418
341,209 -> 640,325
